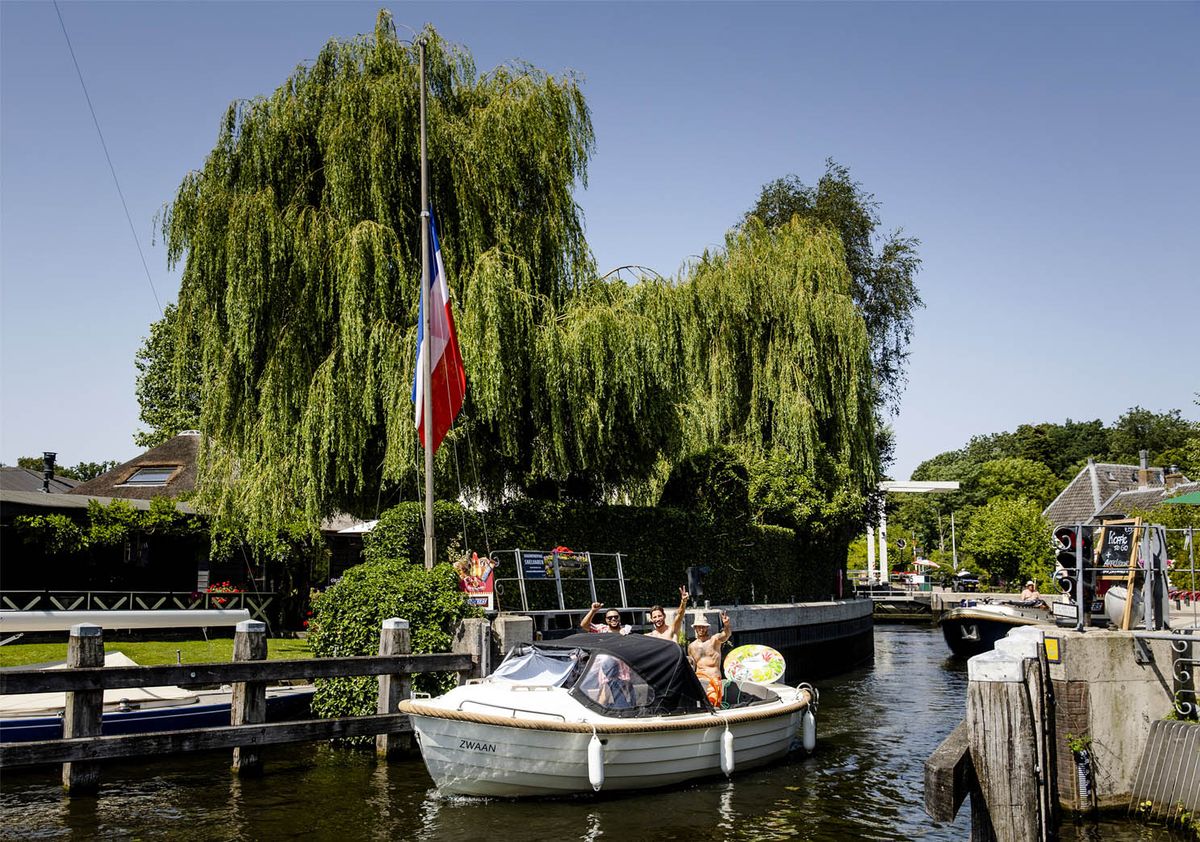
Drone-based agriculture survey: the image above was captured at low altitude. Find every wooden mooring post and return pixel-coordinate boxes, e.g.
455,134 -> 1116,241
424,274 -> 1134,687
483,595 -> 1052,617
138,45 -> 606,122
377,618 -> 412,758
231,619 -> 267,775
62,623 -> 103,794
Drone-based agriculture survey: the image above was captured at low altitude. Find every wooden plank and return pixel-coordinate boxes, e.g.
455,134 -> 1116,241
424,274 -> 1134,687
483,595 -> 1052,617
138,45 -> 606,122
0,653 -> 473,695
0,714 -> 413,768
62,623 -> 103,793
924,719 -> 975,822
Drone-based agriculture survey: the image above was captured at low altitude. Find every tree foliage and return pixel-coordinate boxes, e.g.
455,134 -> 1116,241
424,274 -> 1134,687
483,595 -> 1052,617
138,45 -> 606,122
164,15 -> 597,532
960,498 -> 1053,586
162,15 -> 884,544
744,160 -> 922,409
134,303 -> 201,448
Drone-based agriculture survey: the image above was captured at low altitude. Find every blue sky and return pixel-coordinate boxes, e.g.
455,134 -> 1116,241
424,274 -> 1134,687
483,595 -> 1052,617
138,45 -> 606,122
1,1 -> 1196,481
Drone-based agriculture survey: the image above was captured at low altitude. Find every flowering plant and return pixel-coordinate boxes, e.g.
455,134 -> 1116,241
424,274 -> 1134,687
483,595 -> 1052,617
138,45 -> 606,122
205,581 -> 242,607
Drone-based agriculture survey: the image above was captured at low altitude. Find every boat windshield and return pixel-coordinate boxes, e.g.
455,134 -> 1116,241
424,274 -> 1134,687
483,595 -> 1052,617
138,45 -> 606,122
573,653 -> 656,713
489,646 -> 583,686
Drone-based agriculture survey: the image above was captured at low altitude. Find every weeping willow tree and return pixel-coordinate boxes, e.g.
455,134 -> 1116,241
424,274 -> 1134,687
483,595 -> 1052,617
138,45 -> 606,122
673,217 -> 878,484
163,14 -> 680,533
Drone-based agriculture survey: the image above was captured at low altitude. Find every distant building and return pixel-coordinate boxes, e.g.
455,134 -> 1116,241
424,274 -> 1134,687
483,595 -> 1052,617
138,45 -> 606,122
1043,456 -> 1193,526
0,467 -> 79,494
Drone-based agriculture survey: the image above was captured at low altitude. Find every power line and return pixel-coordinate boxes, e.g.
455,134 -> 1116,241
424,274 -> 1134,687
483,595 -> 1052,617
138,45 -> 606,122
52,0 -> 162,316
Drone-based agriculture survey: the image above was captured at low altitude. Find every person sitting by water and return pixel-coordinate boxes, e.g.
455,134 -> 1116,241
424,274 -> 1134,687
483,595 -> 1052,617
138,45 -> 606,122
1020,580 -> 1041,602
688,610 -> 732,706
644,586 -> 690,642
580,602 -> 632,635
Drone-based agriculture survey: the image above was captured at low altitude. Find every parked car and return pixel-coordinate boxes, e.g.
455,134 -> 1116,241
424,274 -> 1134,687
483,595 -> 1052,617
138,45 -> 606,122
951,572 -> 980,592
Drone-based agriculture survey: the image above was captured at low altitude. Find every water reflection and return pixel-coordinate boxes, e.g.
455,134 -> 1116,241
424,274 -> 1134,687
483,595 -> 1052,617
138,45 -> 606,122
0,627 -> 1186,840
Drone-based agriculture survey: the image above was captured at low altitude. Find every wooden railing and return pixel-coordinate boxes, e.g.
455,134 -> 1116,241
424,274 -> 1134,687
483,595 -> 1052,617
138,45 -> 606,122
0,617 -> 488,794
0,589 -> 278,622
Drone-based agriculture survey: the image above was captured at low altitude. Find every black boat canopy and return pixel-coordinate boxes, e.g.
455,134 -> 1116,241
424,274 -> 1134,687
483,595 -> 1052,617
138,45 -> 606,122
535,633 -> 711,718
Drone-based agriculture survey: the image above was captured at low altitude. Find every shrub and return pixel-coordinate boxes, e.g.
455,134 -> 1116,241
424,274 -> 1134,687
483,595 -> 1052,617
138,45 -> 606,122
307,560 -> 480,725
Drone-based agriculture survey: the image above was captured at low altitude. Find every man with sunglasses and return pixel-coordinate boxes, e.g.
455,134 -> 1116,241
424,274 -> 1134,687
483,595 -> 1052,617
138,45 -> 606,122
580,602 -> 631,635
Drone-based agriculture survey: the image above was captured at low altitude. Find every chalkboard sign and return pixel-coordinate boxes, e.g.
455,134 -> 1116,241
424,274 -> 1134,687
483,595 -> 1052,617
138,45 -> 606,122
1098,520 -> 1138,579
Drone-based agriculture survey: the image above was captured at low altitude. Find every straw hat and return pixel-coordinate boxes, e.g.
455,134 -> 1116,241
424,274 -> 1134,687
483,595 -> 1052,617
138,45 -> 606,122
692,613 -> 711,627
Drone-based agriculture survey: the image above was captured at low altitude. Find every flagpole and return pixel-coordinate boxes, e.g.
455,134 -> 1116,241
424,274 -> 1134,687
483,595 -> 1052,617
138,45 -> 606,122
419,38 -> 435,571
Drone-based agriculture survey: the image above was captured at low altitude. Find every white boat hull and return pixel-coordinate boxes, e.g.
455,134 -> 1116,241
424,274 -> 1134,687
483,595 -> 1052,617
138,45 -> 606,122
404,693 -> 806,797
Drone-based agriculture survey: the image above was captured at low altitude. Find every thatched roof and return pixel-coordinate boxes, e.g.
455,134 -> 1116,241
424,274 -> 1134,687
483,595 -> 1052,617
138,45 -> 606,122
68,432 -> 199,500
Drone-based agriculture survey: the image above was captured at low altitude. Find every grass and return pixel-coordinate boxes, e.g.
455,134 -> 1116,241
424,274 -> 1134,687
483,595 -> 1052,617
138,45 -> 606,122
0,637 -> 312,668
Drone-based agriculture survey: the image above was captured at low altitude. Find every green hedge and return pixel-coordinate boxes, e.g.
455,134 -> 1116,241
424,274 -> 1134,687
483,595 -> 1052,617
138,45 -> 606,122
362,499 -> 847,607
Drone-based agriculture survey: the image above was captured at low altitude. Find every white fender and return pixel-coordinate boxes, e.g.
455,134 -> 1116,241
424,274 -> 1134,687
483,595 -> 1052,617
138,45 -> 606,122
721,727 -> 735,776
802,708 -> 817,752
587,733 -> 604,791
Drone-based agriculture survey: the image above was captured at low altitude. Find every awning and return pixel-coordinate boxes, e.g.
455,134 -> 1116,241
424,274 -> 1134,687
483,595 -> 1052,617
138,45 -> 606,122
1165,491 -> 1200,506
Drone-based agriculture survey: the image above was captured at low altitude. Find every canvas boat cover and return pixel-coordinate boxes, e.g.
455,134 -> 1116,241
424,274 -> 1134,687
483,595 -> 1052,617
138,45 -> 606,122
535,632 -> 711,718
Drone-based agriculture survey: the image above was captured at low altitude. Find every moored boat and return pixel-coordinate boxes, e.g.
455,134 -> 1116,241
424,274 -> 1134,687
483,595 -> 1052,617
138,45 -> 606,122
400,632 -> 816,797
0,652 -> 313,743
939,599 -> 1053,658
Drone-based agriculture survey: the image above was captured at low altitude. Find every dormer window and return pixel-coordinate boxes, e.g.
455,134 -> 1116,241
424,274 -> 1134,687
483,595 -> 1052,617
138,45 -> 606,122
122,466 -> 176,486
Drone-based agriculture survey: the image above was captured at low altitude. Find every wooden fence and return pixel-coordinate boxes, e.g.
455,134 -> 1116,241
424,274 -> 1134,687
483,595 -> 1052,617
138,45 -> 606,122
0,618 -> 486,794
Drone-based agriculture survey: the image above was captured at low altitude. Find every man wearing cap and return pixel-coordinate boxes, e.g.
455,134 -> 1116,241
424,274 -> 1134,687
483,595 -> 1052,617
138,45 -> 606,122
1019,580 -> 1040,602
688,610 -> 732,706
645,586 -> 690,642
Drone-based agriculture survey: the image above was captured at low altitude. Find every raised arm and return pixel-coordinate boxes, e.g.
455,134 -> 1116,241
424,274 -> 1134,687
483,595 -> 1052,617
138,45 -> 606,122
667,586 -> 690,639
714,610 -> 733,646
580,602 -> 602,630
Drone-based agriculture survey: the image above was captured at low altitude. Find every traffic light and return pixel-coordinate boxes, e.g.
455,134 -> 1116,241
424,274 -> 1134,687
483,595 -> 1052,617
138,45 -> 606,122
686,565 -> 710,601
1053,526 -> 1095,593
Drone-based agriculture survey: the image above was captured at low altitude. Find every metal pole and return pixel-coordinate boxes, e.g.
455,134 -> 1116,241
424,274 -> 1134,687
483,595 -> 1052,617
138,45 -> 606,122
1189,527 -> 1196,628
1075,524 -> 1085,632
879,511 -> 889,586
951,511 -> 959,572
866,525 -> 876,585
419,39 -> 435,571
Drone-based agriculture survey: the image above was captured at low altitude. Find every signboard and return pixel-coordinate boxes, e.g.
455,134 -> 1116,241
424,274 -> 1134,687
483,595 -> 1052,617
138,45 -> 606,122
520,550 -> 550,580
1098,520 -> 1138,579
454,553 -> 498,610
519,549 -> 590,580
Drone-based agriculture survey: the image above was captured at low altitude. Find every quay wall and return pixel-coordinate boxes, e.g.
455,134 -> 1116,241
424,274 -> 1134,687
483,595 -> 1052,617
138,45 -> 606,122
1044,629 -> 1180,809
500,599 -> 874,683
940,624 -> 1190,841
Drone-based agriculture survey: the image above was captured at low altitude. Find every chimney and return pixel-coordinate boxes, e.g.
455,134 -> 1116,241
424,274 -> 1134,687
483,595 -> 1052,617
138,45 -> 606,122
41,451 -> 57,493
1138,449 -> 1152,489
1165,465 -> 1184,490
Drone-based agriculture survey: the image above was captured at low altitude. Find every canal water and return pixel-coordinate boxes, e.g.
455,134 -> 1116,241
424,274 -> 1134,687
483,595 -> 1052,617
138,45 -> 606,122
1,626 -> 1185,840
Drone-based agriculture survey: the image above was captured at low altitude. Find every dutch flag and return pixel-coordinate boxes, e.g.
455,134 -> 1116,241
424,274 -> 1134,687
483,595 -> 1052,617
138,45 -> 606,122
412,211 -> 466,453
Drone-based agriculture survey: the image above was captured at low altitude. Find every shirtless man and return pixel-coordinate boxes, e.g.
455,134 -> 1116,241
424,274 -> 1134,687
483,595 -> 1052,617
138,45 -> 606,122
645,586 -> 690,642
579,602 -> 631,635
688,610 -> 732,706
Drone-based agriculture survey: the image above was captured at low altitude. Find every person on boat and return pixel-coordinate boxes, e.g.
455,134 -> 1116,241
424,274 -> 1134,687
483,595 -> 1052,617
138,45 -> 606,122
644,586 -> 690,642
1020,580 -> 1041,602
580,603 -> 631,635
688,610 -> 732,706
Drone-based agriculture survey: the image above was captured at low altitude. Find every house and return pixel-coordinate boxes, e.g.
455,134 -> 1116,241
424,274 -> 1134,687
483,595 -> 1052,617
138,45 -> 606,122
68,431 -> 200,499
1043,455 -> 1193,527
0,467 -> 79,494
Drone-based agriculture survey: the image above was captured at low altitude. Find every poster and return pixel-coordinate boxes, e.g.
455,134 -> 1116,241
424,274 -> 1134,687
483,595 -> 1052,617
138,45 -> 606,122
454,552 -> 498,609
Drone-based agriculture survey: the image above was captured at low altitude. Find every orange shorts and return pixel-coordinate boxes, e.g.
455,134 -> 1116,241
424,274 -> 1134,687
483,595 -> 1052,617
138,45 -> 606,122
700,673 -> 722,706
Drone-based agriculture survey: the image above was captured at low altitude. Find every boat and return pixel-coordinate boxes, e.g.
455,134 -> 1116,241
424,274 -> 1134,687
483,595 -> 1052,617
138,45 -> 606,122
939,598 -> 1053,657
0,651 -> 314,743
399,632 -> 816,797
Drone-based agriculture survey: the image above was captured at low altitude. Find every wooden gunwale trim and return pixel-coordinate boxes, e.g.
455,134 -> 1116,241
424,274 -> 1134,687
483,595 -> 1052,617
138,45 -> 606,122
398,689 -> 811,734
